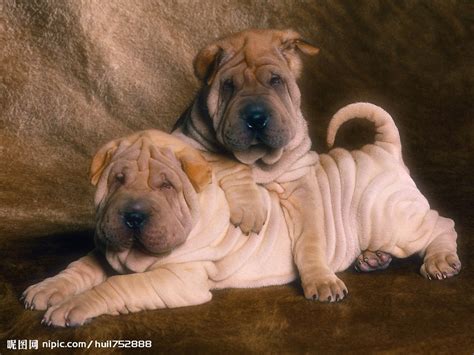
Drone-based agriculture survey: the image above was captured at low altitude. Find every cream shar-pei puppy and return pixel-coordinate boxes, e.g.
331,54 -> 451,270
22,103 -> 460,326
22,130 -> 298,327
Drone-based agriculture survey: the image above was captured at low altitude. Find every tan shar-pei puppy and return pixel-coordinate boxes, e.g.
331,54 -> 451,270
171,29 -> 378,300
173,28 -> 344,301
22,131 -> 301,327
172,28 -> 460,301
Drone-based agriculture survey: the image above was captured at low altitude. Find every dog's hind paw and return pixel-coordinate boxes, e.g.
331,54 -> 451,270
354,250 -> 392,272
420,252 -> 461,280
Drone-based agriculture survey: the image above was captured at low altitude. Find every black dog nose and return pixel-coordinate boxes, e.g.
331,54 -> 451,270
242,104 -> 269,131
123,211 -> 147,230
122,201 -> 149,230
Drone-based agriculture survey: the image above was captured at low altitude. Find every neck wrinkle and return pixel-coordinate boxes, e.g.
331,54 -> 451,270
178,93 -> 224,153
251,111 -> 313,184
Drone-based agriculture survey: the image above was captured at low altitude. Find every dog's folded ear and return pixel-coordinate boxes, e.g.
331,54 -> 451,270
176,147 -> 212,192
90,141 -> 119,186
279,29 -> 319,77
281,38 -> 319,56
193,44 -> 226,85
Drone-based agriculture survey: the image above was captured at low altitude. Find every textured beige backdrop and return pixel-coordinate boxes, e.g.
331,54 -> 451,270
1,1 -> 473,239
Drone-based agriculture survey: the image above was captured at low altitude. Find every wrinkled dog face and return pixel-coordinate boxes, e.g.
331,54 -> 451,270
92,140 -> 198,257
194,29 -> 319,161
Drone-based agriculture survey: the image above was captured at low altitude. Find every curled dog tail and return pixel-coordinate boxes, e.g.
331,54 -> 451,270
327,102 -> 404,161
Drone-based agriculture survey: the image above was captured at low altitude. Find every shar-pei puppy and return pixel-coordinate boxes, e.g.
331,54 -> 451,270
174,28 -> 439,302
22,100 -> 460,326
173,28 -> 341,301
22,131 -> 300,327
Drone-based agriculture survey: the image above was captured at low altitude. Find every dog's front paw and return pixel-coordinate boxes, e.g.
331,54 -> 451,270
21,278 -> 76,311
420,252 -> 461,280
43,301 -> 90,328
228,186 -> 267,235
302,274 -> 348,303
42,290 -> 104,327
355,250 -> 392,272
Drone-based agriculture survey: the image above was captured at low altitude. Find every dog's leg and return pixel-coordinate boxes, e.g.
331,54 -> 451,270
354,250 -> 392,272
419,215 -> 461,280
206,153 -> 267,234
22,250 -> 107,311
295,235 -> 348,302
280,174 -> 348,302
41,261 -> 212,327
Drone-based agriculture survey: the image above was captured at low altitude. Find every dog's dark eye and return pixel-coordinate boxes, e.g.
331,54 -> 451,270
223,78 -> 234,91
270,74 -> 283,87
116,173 -> 125,184
159,181 -> 173,190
